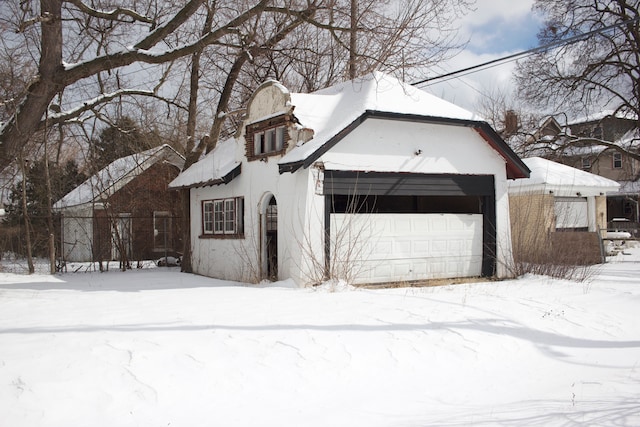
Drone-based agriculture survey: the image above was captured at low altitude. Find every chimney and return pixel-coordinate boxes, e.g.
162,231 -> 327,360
504,110 -> 519,135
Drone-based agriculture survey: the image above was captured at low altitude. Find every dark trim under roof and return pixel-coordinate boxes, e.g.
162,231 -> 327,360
278,110 -> 530,180
170,164 -> 241,190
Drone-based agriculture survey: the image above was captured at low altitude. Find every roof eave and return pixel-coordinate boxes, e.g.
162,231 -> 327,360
473,123 -> 530,180
278,110 -> 531,179
510,184 -> 619,197
169,163 -> 241,190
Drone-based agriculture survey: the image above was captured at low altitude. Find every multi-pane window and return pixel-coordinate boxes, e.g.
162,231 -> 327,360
224,199 -> 236,233
581,157 -> 591,170
246,114 -> 288,160
153,211 -> 172,250
202,197 -> 244,236
613,152 -> 622,169
253,125 -> 286,156
213,200 -> 224,233
266,198 -> 277,232
254,132 -> 265,156
203,201 -> 214,233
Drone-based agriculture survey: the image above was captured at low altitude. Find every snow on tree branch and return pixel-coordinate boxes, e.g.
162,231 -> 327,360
40,89 -> 187,130
16,11 -> 55,33
63,0 -> 272,83
64,0 -> 155,26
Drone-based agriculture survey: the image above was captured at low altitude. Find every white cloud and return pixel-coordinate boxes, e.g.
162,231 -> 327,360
419,0 -> 541,113
423,52 -> 518,113
463,0 -> 535,27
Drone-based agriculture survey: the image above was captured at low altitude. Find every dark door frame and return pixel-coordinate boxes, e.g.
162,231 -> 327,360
323,171 -> 497,278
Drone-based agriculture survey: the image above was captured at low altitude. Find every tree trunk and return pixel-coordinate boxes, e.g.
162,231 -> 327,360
348,0 -> 358,79
0,0 -> 63,166
19,153 -> 35,274
180,6 -> 213,272
43,114 -> 56,274
180,189 -> 192,273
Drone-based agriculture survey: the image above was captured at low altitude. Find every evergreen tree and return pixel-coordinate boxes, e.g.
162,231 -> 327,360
4,160 -> 87,256
89,116 -> 156,172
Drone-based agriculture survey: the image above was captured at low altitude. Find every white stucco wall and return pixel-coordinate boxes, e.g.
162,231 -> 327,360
189,146 -> 321,284
189,80 -> 332,285
321,119 -> 503,174
243,82 -> 292,127
190,117 -> 517,284
319,119 -> 515,278
188,80 -> 519,284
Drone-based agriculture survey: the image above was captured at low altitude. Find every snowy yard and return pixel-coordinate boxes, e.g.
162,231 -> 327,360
1,250 -> 640,426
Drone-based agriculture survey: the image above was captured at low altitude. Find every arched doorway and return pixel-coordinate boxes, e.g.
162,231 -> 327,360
262,194 -> 278,280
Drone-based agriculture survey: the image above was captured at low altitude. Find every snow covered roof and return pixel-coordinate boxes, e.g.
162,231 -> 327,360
54,144 -> 184,210
280,72 -> 481,167
169,138 -> 240,190
613,179 -> 640,196
615,127 -> 640,149
568,109 -> 638,125
171,72 -> 529,189
508,157 -> 619,196
280,72 -> 528,178
515,112 -> 640,159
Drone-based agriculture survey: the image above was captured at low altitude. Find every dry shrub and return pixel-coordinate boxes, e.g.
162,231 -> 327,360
508,193 -> 598,282
296,212 -> 375,286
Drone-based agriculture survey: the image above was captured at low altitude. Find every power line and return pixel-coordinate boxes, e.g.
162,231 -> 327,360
412,16 -> 640,87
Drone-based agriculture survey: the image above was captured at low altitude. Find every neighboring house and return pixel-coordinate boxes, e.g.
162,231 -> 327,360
507,116 -> 564,157
170,72 -> 529,286
54,144 -> 184,263
569,112 -> 636,144
518,112 -> 640,235
508,157 -> 619,264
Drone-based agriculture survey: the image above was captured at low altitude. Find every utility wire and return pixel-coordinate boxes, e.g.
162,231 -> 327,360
412,16 -> 640,87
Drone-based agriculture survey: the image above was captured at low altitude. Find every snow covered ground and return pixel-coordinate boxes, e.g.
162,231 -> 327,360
1,249 -> 640,426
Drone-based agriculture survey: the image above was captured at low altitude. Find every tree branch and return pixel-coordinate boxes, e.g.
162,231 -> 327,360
134,0 -> 206,50
63,0 -> 155,26
38,88 -> 188,130
62,0 -> 271,85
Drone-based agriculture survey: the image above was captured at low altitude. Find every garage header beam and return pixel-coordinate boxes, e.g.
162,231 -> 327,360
323,171 -> 495,197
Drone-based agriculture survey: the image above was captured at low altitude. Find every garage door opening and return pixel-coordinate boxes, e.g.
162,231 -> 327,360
323,171 -> 497,283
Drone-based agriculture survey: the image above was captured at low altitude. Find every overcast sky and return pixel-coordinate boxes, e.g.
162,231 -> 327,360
421,0 -> 543,113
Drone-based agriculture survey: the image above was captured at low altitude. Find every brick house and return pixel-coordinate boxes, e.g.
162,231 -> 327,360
54,144 -> 184,264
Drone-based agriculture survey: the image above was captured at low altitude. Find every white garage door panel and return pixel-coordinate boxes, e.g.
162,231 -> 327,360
555,197 -> 588,229
331,213 -> 483,284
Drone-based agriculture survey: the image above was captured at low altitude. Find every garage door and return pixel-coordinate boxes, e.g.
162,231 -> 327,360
555,197 -> 588,229
330,213 -> 483,284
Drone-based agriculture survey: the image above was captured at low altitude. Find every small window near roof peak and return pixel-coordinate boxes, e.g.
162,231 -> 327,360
245,115 -> 290,161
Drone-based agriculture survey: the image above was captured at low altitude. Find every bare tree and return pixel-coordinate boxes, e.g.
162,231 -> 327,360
473,85 -> 547,156
18,151 -> 34,274
0,0 -> 472,170
0,0 -> 328,168
515,0 -> 640,159
262,0 -> 472,91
